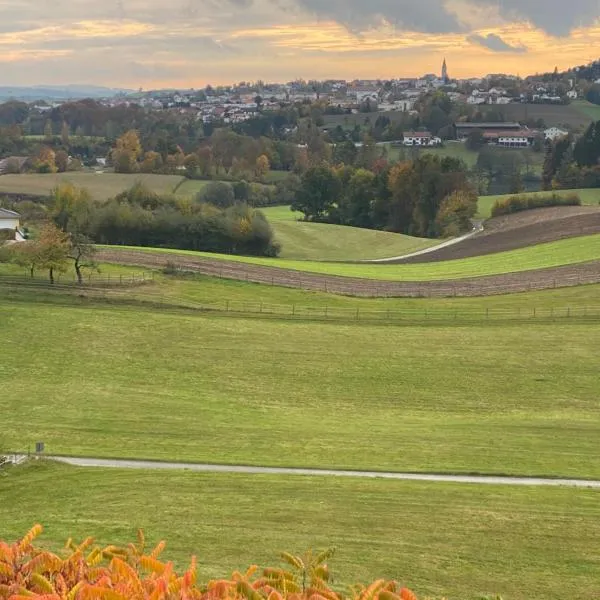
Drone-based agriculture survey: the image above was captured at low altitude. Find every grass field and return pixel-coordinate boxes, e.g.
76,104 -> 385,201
571,100 -> 600,122
2,291 -> 600,478
478,188 -> 600,218
0,172 -> 184,201
256,207 -> 440,260
2,462 -> 599,600
491,102 -> 594,129
109,233 -> 600,281
173,179 -> 211,197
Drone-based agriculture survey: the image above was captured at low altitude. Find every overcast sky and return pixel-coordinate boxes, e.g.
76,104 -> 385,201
1,0 -> 600,87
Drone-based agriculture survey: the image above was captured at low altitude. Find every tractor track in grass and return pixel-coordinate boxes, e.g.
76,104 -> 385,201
97,248 -> 600,298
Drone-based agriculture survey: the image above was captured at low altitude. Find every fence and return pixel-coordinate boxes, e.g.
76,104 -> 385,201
4,272 -> 600,325
0,272 -> 153,288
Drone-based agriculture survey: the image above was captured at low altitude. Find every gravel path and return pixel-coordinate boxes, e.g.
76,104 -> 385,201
44,456 -> 600,488
363,221 -> 485,263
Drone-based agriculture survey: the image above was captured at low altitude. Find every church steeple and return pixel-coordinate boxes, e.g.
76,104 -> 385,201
442,58 -> 448,82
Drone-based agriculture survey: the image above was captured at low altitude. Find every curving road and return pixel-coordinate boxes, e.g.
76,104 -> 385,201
31,455 -> 600,489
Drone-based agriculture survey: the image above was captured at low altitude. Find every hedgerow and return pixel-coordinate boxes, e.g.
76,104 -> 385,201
0,526 -> 420,600
490,193 -> 581,218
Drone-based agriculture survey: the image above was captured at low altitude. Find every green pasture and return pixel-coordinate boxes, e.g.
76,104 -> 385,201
478,188 -> 600,218
0,172 -> 184,201
571,100 -> 600,122
259,215 -> 440,261
384,142 -> 480,169
2,462 -> 599,600
173,179 -> 211,197
2,293 -> 600,478
106,233 -> 600,281
260,204 -> 442,261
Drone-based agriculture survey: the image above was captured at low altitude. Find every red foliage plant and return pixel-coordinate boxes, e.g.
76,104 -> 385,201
0,526 -> 418,600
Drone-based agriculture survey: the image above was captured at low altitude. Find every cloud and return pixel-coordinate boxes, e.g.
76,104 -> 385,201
472,0 -> 599,36
468,32 -> 527,53
291,0 -> 463,33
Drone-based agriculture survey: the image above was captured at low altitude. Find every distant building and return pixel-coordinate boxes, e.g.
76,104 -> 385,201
442,59 -> 449,83
0,208 -> 24,241
544,127 -> 569,141
403,132 -> 442,147
455,122 -> 522,140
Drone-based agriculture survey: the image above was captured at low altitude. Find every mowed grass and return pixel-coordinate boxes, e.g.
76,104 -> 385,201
2,462 -> 600,600
174,179 -> 212,197
0,172 -> 184,201
478,188 -> 600,218
2,298 -> 600,478
384,142 -> 480,168
571,99 -> 600,122
255,210 -> 441,260
151,272 -> 600,314
108,233 -> 600,281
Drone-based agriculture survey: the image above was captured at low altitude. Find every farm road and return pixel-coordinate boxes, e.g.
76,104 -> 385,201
38,456 -> 600,489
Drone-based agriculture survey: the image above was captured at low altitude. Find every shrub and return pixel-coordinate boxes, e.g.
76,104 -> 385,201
491,193 -> 581,218
0,526 -> 420,600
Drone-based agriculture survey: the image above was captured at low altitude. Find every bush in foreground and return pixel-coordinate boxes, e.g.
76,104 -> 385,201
0,526 -> 419,600
490,193 -> 581,218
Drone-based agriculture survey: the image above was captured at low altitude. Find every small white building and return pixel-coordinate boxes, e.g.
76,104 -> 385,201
403,132 -> 442,146
0,208 -> 23,241
567,90 -> 579,100
544,127 -> 568,141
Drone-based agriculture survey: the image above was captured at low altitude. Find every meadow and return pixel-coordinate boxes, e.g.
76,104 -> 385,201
477,188 -> 600,218
2,461 -> 599,600
2,286 -> 600,479
0,172 -> 184,201
258,205 -> 440,261
106,233 -> 600,281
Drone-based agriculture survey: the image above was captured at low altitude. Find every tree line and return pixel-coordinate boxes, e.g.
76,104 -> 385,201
291,155 -> 478,238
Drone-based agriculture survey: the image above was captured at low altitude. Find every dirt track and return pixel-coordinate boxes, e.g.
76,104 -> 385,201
397,206 -> 600,264
97,248 -> 600,298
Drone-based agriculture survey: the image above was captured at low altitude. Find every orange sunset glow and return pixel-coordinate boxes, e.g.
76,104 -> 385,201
0,0 -> 599,86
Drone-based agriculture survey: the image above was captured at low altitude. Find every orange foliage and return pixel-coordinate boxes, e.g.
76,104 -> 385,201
0,527 -> 419,600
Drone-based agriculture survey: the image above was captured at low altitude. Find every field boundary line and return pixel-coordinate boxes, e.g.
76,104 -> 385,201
16,455 -> 600,488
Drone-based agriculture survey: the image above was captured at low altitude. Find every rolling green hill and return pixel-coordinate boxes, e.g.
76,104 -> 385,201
110,233 -> 600,281
258,205 -> 440,260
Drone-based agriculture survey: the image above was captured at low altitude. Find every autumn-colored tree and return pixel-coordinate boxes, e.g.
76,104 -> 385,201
196,147 -> 213,177
184,153 -> 199,178
50,182 -> 93,233
69,233 -> 97,284
140,151 -> 163,173
255,154 -> 270,180
112,129 -> 142,173
36,222 -> 71,283
60,121 -> 70,146
33,146 -> 57,174
55,150 -> 69,173
435,189 -> 478,237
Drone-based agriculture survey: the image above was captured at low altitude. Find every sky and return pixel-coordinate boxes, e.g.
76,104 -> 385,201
1,0 -> 600,88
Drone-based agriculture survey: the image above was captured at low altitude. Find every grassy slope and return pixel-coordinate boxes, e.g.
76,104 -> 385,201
2,296 -> 600,478
0,172 -> 184,201
571,99 -> 600,122
256,206 -> 441,261
2,462 -> 600,600
478,188 -> 600,218
109,233 -> 600,281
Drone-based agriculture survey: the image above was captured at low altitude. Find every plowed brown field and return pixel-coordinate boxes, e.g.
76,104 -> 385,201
397,207 -> 600,264
97,248 -> 600,298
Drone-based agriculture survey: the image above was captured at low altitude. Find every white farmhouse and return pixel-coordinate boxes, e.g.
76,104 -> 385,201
0,208 -> 24,241
403,132 -> 442,147
544,127 -> 568,141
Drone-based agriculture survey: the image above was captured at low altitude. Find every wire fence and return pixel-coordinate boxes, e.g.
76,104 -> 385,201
0,272 -> 153,288
3,273 -> 600,324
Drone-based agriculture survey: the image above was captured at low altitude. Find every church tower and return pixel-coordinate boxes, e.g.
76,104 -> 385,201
442,58 -> 448,82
